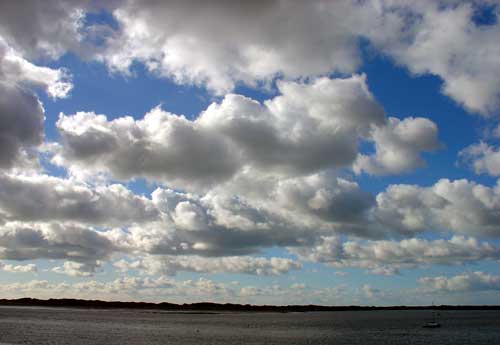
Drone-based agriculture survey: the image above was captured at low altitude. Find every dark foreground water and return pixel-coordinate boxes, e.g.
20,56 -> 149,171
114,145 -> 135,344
0,307 -> 499,345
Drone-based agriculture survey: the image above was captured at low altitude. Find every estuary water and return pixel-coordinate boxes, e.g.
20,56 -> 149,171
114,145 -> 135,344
0,306 -> 499,344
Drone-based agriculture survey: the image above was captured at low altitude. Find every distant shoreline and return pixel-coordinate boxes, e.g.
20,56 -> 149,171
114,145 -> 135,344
1,298 -> 499,312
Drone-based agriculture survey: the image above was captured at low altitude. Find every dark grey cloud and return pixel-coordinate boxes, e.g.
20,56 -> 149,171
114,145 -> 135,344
0,173 -> 159,226
53,109 -> 240,188
120,172 -> 380,258
0,222 -> 116,264
0,82 -> 44,169
0,0 -> 117,59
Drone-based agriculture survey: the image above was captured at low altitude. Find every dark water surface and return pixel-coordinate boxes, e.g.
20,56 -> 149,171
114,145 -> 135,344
0,306 -> 499,344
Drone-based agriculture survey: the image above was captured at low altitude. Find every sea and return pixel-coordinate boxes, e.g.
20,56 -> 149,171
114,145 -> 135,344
0,306 -> 499,344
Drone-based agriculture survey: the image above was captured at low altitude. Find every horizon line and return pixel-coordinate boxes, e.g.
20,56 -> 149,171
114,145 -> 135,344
1,298 -> 499,312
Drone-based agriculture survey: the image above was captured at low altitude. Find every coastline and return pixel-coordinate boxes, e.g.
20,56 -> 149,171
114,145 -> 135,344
1,298 -> 499,312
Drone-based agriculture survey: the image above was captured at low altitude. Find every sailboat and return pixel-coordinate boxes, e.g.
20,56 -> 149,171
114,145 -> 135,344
423,318 -> 440,328
422,303 -> 441,328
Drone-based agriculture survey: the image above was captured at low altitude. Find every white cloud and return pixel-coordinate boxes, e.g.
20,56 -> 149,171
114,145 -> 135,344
0,276 -> 361,305
0,261 -> 37,273
292,235 -> 500,275
91,1 -> 500,115
100,0 -> 368,94
368,1 -> 500,115
376,178 -> 500,237
0,38 -> 72,99
51,75 -> 385,188
354,117 -> 440,175
51,75 -> 440,189
1,1 -> 498,115
52,261 -> 102,277
419,271 -> 500,292
460,142 -> 500,176
198,75 -> 385,175
114,255 -> 301,276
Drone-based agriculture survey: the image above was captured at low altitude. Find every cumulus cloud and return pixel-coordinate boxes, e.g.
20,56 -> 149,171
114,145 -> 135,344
100,0 -> 369,94
267,173 -> 375,226
419,271 -> 500,292
2,174 -> 499,274
115,175 -> 500,260
52,107 -> 240,188
50,75 -> 441,189
0,173 -> 159,226
0,222 -> 117,265
1,1 -> 498,115
128,186 -> 312,257
368,1 -> 500,115
376,178 -> 500,237
198,75 -> 384,175
460,142 -> 500,176
354,117 -> 440,175
0,276 -> 359,305
131,172 -> 380,257
0,38 -> 72,98
291,235 -> 500,275
0,171 -> 377,264
0,37 -> 74,172
51,75 -> 383,187
52,261 -> 102,277
7,172 -> 492,268
89,1 -> 500,115
0,261 -> 37,273
114,255 -> 301,276
0,0 -> 111,60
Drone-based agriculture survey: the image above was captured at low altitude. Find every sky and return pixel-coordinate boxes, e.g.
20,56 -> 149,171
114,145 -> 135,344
1,0 -> 500,306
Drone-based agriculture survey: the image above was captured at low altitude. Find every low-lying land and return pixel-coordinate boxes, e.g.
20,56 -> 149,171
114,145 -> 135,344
1,298 -> 499,312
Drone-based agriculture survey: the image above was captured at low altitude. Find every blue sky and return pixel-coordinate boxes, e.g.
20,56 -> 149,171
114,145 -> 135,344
1,1 -> 500,305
